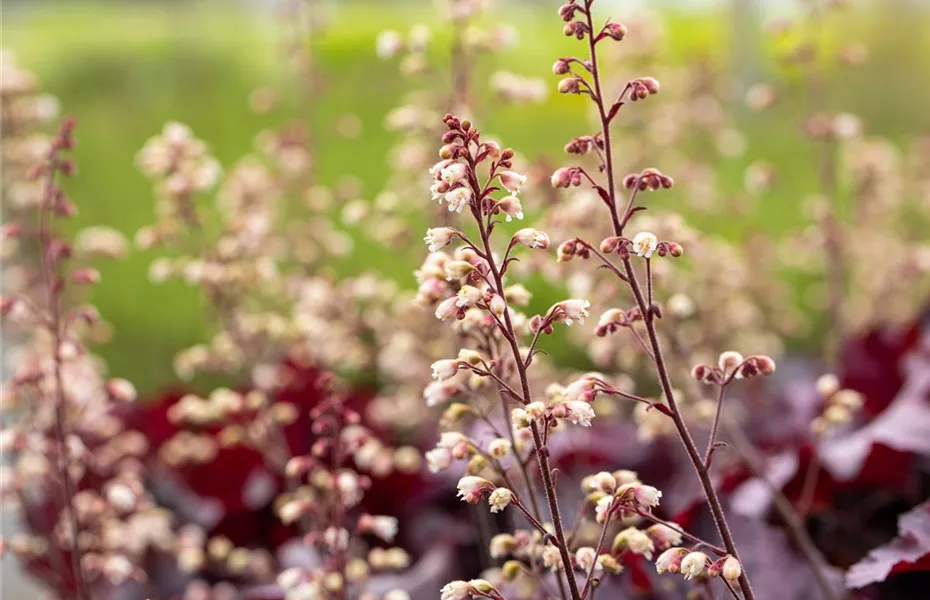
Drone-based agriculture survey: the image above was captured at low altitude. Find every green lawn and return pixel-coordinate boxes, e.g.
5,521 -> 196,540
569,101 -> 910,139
4,1 -> 928,393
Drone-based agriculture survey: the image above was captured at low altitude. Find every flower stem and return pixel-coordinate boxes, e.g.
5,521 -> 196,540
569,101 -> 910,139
576,4 -> 756,592
468,157 -> 581,600
37,133 -> 90,600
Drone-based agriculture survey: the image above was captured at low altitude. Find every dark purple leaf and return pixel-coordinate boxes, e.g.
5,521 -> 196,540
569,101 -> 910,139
846,501 -> 930,589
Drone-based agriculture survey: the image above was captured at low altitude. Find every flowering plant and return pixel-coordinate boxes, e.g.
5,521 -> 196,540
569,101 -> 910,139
3,1 -> 930,600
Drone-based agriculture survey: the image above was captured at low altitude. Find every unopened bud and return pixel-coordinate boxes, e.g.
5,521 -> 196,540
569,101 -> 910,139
604,23 -> 628,41
558,77 -> 582,95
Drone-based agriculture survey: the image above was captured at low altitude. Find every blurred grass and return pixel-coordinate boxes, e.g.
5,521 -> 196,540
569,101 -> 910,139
3,1 -> 928,393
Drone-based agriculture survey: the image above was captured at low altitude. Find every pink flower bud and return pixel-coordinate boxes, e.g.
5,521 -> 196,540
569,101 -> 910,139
498,171 -> 527,194
558,3 -> 580,22
496,195 -> 524,221
558,77 -> 582,94
483,140 -> 501,159
690,364 -> 719,384
655,548 -> 687,574
563,21 -> 587,39
71,267 -> 100,285
513,228 -> 550,249
553,59 -> 571,75
605,23 -> 628,41
435,296 -> 460,321
431,359 -> 460,381
599,236 -> 624,254
456,476 -> 493,504
641,77 -> 660,94
488,294 -> 507,317
722,556 -> 742,581
105,378 -> 137,403
551,167 -> 573,188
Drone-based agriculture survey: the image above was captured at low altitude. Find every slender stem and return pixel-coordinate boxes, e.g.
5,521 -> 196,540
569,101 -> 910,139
624,260 -> 755,599
721,577 -> 742,600
704,384 -> 727,468
580,513 -> 611,599
37,146 -> 90,600
634,511 -> 725,556
574,239 -> 628,282
500,395 -> 545,521
666,328 -> 840,600
582,2 -> 622,235
577,4 -> 755,596
468,158 -> 580,600
512,497 -> 552,538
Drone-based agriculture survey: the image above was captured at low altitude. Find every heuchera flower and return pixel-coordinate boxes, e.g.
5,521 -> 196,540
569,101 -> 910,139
680,551 -> 709,579
440,163 -> 468,185
444,187 -> 473,213
632,231 -> 658,258
497,195 -> 524,221
456,476 -> 493,504
455,285 -> 482,308
595,495 -> 615,524
618,482 -> 663,510
513,228 -> 550,249
424,227 -> 457,252
551,298 -> 590,326
435,296 -> 460,321
431,359 -> 460,381
425,448 -> 453,473
655,547 -> 687,574
488,487 -> 513,513
358,514 -> 399,543
440,580 -> 471,600
722,556 -> 742,582
554,400 -> 596,426
499,170 -> 527,193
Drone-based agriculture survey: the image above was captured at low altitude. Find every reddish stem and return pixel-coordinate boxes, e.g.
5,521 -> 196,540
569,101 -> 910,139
578,3 -> 755,596
36,131 -> 90,600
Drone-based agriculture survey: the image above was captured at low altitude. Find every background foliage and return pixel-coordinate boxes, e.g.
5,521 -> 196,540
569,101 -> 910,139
3,0 -> 929,393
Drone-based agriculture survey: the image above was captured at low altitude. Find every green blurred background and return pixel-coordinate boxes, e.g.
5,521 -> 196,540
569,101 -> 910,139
3,0 -> 928,394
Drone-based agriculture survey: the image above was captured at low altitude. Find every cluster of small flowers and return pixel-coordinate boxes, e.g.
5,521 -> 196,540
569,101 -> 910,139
137,123 -> 367,382
809,373 -> 865,436
0,52 -> 61,215
690,351 -> 777,386
271,386 -> 419,600
366,0 -> 542,250
427,3 -> 759,598
0,117 -> 166,596
753,0 -> 930,339
128,42 -> 423,598
655,549 -> 742,583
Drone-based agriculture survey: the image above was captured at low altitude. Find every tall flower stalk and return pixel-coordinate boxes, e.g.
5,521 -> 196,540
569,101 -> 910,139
35,117 -> 91,600
553,1 -> 758,597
